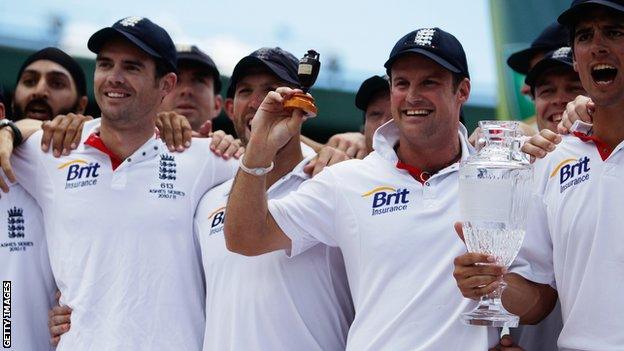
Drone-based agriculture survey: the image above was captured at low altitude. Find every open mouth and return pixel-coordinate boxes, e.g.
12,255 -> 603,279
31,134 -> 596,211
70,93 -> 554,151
24,100 -> 52,120
403,109 -> 432,118
104,91 -> 131,98
591,64 -> 618,85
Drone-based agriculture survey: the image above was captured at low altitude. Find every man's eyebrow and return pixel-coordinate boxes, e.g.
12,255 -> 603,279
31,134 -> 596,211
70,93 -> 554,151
123,59 -> 145,68
46,71 -> 71,80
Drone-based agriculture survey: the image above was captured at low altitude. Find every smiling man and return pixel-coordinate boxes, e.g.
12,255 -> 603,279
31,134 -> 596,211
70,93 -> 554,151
224,28 -> 497,350
12,47 -> 87,121
160,45 -> 222,131
0,17 -> 237,351
453,1 -> 624,349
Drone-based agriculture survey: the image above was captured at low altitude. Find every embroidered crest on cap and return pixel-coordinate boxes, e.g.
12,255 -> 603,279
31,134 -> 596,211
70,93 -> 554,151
119,16 -> 144,27
552,47 -> 572,59
253,48 -> 274,60
176,44 -> 192,52
414,28 -> 436,47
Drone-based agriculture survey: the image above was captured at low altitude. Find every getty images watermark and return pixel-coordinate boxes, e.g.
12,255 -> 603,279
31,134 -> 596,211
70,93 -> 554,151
2,281 -> 10,348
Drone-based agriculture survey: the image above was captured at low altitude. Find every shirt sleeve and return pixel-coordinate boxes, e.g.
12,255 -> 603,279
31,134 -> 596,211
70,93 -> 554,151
11,131 -> 45,202
268,168 -> 339,257
190,138 -> 237,205
510,193 -> 556,288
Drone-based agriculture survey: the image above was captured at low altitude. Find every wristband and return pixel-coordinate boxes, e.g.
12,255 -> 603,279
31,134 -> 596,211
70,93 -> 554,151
0,120 -> 23,148
239,158 -> 274,176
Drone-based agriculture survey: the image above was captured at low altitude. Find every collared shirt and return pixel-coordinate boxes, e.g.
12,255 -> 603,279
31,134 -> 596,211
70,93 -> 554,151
0,181 -> 54,351
512,133 -> 624,351
196,155 -> 354,351
269,120 -> 497,350
12,118 -> 237,351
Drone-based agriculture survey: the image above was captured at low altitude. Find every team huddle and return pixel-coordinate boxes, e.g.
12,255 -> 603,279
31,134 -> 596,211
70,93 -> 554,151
1,0 -> 623,350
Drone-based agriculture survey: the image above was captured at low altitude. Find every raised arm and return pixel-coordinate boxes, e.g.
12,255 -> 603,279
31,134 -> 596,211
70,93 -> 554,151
224,87 -> 304,256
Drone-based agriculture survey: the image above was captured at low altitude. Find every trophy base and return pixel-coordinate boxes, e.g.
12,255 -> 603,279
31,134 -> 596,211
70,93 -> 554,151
283,93 -> 318,118
460,301 -> 519,328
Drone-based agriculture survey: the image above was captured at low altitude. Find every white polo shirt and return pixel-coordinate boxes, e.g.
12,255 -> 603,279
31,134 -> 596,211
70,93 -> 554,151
0,181 -> 55,351
11,119 -> 237,351
269,120 -> 497,350
196,155 -> 353,351
512,133 -> 624,350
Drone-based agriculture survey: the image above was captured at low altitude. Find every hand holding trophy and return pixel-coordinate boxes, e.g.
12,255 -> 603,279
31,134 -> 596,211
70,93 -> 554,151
283,50 -> 321,117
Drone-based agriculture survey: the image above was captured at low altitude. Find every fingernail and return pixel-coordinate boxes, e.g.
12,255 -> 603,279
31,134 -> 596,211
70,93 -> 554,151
41,144 -> 47,151
487,255 -> 496,262
501,267 -> 508,274
62,148 -> 68,155
71,143 -> 77,149
210,145 -> 215,151
185,141 -> 191,147
548,144 -> 555,151
53,150 -> 60,157
168,146 -> 174,152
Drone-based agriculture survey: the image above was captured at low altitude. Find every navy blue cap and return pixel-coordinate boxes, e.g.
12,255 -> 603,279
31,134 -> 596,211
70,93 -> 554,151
355,75 -> 389,111
227,47 -> 299,98
525,46 -> 575,88
88,16 -> 177,73
384,27 -> 469,79
176,44 -> 221,92
507,22 -> 569,74
559,0 -> 624,26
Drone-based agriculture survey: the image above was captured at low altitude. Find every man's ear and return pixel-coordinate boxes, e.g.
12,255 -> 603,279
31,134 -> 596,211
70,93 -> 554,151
224,98 -> 234,121
457,78 -> 471,104
76,96 -> 88,114
212,95 -> 223,119
161,72 -> 177,97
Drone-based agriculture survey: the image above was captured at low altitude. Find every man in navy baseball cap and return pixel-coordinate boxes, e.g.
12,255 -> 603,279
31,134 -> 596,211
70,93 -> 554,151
225,47 -> 300,144
160,45 -> 223,131
88,16 -> 177,73
384,27 -> 470,79
507,22 -> 569,75
355,75 -> 391,154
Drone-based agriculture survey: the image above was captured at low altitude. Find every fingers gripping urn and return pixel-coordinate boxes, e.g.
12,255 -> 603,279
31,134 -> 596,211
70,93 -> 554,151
459,121 -> 533,327
283,50 -> 320,117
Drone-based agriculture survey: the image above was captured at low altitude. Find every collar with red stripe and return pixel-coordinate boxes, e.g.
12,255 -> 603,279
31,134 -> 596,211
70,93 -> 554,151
572,131 -> 613,161
396,161 -> 431,183
84,133 -> 123,170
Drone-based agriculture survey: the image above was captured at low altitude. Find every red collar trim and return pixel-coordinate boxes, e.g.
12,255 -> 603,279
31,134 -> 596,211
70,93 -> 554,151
572,132 -> 613,161
396,161 -> 430,184
84,133 -> 123,170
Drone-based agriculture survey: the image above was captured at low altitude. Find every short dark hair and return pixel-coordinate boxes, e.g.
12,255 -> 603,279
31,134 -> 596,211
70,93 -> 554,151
451,72 -> 465,92
154,58 -> 172,79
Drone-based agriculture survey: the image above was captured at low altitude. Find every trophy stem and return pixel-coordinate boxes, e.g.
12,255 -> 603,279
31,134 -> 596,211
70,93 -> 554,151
460,280 -> 519,327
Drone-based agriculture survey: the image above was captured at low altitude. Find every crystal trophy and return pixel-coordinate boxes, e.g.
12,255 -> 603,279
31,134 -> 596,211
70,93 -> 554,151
459,120 -> 533,327
283,49 -> 320,117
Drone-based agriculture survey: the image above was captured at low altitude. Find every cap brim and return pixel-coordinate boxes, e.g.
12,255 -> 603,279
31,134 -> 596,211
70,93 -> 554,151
88,27 -> 161,60
228,56 -> 299,97
559,0 -> 624,25
525,58 -> 574,87
385,48 -> 462,76
507,47 -> 544,74
355,76 -> 389,111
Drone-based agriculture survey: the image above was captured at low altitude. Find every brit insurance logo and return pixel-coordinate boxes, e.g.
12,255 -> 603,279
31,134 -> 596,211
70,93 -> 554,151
207,206 -> 226,236
58,159 -> 101,189
362,186 -> 410,216
550,156 -> 591,193
1,207 -> 33,253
